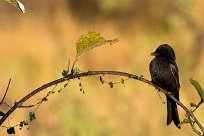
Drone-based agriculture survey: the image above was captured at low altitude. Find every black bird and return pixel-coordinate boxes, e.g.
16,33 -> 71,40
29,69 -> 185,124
149,44 -> 180,128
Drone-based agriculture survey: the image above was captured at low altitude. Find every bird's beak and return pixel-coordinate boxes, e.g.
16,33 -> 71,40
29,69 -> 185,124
150,52 -> 158,56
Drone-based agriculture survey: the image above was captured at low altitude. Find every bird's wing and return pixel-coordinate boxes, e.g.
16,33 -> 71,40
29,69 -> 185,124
169,63 -> 180,99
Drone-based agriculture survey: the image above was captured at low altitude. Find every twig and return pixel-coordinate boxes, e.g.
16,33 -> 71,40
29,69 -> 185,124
67,58 -> 70,73
0,79 -> 11,106
0,71 -> 203,135
189,119 -> 202,136
19,103 -> 40,108
3,103 -> 12,108
71,58 -> 79,72
192,100 -> 204,112
167,93 -> 204,135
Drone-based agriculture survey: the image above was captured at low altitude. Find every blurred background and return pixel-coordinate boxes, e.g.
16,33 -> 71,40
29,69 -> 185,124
0,0 -> 204,135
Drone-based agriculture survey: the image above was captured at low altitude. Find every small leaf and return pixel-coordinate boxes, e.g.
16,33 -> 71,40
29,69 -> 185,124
71,67 -> 80,75
108,82 -> 113,88
190,102 -> 197,107
58,88 -> 62,93
19,121 -> 24,127
29,112 -> 36,122
7,127 -> 15,134
62,70 -> 69,78
5,0 -> 25,13
24,122 -> 28,125
64,83 -> 68,87
0,111 -> 5,116
19,121 -> 28,128
42,97 -> 48,102
121,78 -> 125,84
76,31 -> 119,58
190,78 -> 204,100
179,118 -> 192,125
99,76 -> 105,84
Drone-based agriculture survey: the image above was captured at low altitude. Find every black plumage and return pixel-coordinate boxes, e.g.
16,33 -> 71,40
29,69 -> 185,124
149,44 -> 180,128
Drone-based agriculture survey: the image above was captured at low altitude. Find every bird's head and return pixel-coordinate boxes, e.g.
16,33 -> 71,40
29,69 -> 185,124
151,44 -> 176,60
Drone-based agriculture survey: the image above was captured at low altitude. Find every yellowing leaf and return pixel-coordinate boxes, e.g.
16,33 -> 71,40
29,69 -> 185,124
5,0 -> 25,13
71,31 -> 119,70
76,31 -> 119,58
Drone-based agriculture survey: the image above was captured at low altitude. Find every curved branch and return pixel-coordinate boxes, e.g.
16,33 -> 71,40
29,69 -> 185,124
0,71 -> 203,135
0,79 -> 11,106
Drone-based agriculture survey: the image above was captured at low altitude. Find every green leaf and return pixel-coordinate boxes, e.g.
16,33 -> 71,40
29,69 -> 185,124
64,83 -> 68,87
19,121 -> 24,127
99,76 -> 105,84
58,88 -> 62,93
19,121 -> 28,128
179,118 -> 192,125
62,70 -> 69,78
7,127 -> 15,134
108,82 -> 113,88
42,97 -> 48,102
190,102 -> 197,107
121,78 -> 125,84
5,0 -> 25,13
190,78 -> 204,100
71,67 -> 80,75
24,122 -> 28,125
76,31 -> 119,58
0,111 -> 5,116
29,112 -> 36,122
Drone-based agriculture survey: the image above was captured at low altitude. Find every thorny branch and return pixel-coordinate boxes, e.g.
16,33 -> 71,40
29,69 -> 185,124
0,71 -> 203,135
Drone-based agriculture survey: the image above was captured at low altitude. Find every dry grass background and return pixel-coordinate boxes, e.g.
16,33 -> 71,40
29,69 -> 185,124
0,0 -> 204,135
